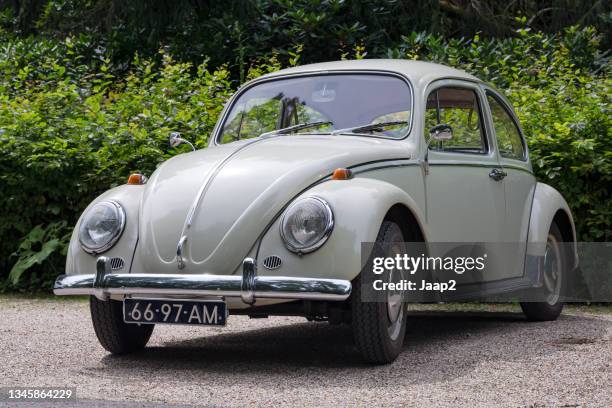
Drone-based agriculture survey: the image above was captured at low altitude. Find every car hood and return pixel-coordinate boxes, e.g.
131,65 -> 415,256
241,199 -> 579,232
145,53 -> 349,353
135,135 -> 415,274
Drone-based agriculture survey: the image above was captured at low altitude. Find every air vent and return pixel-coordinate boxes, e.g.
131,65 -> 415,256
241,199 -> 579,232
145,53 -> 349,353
109,257 -> 125,271
262,255 -> 282,270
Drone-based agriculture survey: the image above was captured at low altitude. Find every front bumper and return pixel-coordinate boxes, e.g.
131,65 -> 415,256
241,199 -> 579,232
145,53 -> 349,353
54,257 -> 352,305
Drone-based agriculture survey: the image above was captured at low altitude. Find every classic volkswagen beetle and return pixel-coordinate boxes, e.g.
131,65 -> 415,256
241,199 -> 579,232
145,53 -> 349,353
54,60 -> 578,364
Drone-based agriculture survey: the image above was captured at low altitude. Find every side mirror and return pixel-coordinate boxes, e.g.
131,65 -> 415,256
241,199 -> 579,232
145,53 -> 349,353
169,132 -> 195,151
422,124 -> 454,176
428,124 -> 453,143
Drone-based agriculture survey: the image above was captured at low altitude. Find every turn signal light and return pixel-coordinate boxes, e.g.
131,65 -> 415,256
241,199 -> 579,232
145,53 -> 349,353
127,173 -> 147,185
331,168 -> 353,180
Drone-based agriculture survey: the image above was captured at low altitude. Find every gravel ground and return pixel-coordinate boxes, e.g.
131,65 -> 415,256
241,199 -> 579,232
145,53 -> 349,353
0,297 -> 610,408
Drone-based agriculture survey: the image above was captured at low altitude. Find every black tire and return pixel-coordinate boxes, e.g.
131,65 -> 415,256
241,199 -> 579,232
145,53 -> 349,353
520,222 -> 566,321
352,221 -> 407,364
90,296 -> 154,354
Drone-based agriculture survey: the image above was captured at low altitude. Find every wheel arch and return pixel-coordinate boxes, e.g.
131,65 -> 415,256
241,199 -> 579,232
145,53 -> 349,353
384,203 -> 426,243
528,182 -> 578,269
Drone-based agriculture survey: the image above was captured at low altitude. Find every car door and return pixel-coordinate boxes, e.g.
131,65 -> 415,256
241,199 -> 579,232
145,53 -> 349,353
483,87 -> 536,279
423,80 -> 509,283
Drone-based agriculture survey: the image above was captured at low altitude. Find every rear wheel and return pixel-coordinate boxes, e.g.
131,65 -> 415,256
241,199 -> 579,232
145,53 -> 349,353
90,296 -> 154,354
352,221 -> 407,364
520,222 -> 566,321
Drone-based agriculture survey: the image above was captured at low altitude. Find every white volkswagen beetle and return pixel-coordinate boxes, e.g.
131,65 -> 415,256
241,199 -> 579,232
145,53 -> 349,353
54,60 -> 578,364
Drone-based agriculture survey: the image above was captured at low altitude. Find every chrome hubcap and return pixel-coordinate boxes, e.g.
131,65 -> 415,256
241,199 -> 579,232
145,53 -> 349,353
386,242 -> 405,341
543,233 -> 562,305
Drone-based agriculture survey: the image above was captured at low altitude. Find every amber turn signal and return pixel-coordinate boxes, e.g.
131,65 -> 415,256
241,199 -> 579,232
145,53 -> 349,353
127,173 -> 147,185
331,168 -> 353,180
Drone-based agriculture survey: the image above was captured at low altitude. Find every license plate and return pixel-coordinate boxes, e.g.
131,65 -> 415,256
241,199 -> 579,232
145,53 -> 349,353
123,298 -> 226,326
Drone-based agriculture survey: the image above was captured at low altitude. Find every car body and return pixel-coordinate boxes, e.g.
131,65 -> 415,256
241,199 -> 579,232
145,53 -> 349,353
54,60 -> 578,363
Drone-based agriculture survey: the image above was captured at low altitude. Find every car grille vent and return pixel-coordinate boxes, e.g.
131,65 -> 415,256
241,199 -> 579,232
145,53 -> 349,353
262,255 -> 282,270
109,257 -> 125,271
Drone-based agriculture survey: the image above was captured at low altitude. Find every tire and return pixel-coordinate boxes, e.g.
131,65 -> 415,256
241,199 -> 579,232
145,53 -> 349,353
520,222 -> 566,321
352,221 -> 408,364
90,296 -> 154,354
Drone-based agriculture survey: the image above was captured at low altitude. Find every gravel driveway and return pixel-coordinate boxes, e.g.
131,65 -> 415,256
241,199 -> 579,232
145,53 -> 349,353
0,297 -> 610,407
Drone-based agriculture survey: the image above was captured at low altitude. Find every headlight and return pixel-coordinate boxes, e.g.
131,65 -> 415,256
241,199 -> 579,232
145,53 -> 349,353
78,200 -> 126,254
280,197 -> 334,254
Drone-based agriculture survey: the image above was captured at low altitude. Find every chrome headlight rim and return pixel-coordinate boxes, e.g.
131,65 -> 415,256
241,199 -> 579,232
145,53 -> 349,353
78,200 -> 126,255
279,196 -> 334,254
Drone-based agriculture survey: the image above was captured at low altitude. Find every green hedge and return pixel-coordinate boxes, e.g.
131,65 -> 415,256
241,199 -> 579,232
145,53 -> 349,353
0,25 -> 609,292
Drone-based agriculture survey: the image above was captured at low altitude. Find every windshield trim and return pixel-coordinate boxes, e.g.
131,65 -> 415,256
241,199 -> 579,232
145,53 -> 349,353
211,70 -> 415,146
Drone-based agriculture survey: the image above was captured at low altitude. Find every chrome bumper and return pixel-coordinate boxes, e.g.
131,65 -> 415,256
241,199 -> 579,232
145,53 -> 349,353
53,257 -> 352,304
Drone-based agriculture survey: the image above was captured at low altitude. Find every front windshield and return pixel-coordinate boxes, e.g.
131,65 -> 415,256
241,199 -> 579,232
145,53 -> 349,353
218,74 -> 412,144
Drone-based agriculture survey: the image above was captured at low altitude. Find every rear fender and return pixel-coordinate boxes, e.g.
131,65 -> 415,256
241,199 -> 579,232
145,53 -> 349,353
527,182 -> 578,269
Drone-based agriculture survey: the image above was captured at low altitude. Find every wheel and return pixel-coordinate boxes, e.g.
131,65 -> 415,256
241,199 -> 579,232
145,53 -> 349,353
352,221 -> 408,364
90,296 -> 154,354
520,222 -> 566,321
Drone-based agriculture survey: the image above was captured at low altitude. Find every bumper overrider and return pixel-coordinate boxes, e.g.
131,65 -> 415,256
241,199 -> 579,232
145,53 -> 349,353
53,257 -> 352,305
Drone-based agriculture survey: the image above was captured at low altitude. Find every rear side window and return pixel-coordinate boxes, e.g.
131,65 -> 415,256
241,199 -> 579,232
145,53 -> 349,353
486,93 -> 525,160
425,87 -> 487,154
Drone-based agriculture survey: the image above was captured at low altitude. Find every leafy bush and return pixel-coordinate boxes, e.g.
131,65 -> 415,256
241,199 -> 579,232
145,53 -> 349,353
0,34 -> 233,291
0,24 -> 609,292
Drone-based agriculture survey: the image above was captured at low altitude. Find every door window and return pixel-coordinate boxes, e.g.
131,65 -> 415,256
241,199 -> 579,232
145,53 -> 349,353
486,93 -> 526,160
425,87 -> 487,154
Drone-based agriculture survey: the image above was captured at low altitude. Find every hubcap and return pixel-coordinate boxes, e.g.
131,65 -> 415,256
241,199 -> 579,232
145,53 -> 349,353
543,233 -> 562,305
386,242 -> 405,341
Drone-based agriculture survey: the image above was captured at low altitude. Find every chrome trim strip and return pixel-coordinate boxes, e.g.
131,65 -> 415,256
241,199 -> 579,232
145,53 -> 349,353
175,137 -> 267,268
54,258 -> 351,303
184,138 -> 263,230
176,235 -> 187,269
427,160 -> 534,176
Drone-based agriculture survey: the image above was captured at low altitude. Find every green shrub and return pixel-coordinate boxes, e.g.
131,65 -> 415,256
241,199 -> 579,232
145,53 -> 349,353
0,24 -> 609,292
0,35 -> 233,291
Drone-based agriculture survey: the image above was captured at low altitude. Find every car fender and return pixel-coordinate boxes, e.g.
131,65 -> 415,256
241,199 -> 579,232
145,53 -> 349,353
527,182 -> 578,268
256,177 -> 428,282
65,185 -> 144,276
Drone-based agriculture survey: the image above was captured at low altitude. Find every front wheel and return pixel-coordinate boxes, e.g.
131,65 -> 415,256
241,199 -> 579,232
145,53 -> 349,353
520,222 -> 566,321
351,221 -> 407,364
90,296 -> 154,354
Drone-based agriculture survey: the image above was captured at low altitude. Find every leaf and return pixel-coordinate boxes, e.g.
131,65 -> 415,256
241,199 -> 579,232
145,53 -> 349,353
9,239 -> 60,285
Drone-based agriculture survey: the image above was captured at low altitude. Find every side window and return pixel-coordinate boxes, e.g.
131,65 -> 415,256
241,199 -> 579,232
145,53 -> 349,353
425,87 -> 487,154
486,93 -> 525,160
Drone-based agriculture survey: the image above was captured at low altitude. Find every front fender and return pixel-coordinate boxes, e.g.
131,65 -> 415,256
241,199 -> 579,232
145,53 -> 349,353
65,185 -> 144,276
527,182 -> 578,268
256,177 -> 428,282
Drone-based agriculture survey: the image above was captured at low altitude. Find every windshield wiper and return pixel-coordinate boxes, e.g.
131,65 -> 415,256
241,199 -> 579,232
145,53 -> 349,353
260,121 -> 333,138
332,120 -> 409,135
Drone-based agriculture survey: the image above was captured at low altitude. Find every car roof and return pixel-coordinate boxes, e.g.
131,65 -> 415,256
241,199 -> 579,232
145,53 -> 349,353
256,59 -> 481,89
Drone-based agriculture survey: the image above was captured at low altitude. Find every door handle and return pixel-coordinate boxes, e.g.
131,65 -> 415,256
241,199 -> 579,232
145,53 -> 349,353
489,168 -> 507,181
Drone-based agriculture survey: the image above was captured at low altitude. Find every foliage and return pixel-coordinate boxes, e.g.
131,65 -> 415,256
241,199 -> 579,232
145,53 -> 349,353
0,34 -> 233,291
8,222 -> 70,290
1,1 -> 609,80
0,22 -> 609,292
